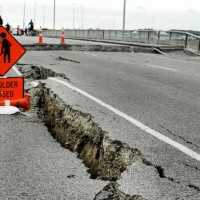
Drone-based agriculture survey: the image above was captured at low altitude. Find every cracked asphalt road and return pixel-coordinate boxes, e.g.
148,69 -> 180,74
1,37 -> 200,199
0,114 -> 107,200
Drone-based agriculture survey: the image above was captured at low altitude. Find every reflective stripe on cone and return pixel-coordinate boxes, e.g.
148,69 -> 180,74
60,27 -> 65,44
38,28 -> 44,44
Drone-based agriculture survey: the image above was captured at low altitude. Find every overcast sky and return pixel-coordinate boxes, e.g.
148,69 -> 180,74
1,0 -> 200,31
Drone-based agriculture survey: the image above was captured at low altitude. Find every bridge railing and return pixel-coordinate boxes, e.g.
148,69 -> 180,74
167,31 -> 200,53
43,29 -> 200,53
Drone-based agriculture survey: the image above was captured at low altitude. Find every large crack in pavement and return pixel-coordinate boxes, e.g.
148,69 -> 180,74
17,63 -> 68,81
94,182 -> 143,200
18,63 -> 145,199
32,83 -> 142,181
56,56 -> 81,63
18,63 -> 200,199
158,124 -> 200,150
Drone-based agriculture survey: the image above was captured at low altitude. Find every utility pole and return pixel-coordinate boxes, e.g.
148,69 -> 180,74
43,6 -> 45,28
53,0 -> 55,29
73,3 -> 76,29
34,2 -> 37,29
81,6 -> 84,29
23,0 -> 26,29
122,0 -> 126,40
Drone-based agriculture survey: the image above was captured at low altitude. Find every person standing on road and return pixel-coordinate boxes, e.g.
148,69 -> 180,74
0,15 -> 3,26
28,19 -> 34,36
25,27 -> 28,36
17,25 -> 20,35
5,23 -> 11,32
28,19 -> 34,31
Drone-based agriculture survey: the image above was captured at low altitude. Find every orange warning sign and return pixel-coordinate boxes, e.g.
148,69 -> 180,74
0,77 -> 24,100
0,26 -> 26,76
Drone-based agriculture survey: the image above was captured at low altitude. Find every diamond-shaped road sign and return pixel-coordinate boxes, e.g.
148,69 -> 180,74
0,26 -> 26,76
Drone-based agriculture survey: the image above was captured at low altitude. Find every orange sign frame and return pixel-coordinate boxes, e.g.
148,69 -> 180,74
0,77 -> 24,100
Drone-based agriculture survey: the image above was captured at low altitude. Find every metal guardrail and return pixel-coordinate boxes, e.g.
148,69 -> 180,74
167,31 -> 200,53
43,29 -> 200,53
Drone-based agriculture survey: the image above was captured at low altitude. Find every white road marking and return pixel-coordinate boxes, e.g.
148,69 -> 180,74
49,77 -> 200,162
12,65 -> 22,76
139,53 -> 200,65
84,52 -> 98,57
145,64 -> 179,72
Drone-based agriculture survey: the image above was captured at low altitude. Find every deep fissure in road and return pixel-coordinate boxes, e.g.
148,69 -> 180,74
19,64 -> 144,199
19,64 -> 200,199
30,82 -> 142,181
18,63 -> 142,181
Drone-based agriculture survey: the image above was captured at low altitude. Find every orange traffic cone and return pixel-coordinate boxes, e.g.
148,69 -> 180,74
38,27 -> 44,44
0,93 -> 31,111
60,27 -> 65,44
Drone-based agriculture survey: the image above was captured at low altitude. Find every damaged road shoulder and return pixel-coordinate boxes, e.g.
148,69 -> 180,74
19,63 -> 144,199
18,63 -> 200,200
